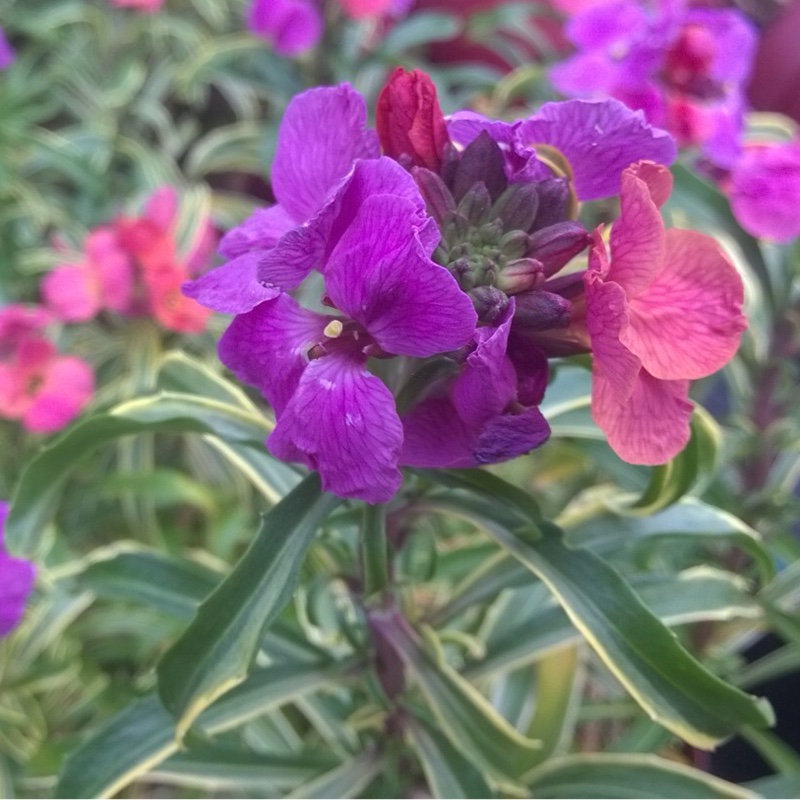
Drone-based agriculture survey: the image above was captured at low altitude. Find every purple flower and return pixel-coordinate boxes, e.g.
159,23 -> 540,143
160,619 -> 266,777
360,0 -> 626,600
729,141 -> 800,242
218,195 -> 476,502
447,98 -> 677,201
246,0 -> 322,56
0,27 -> 15,69
0,502 -> 35,637
401,301 -> 550,468
549,0 -> 757,168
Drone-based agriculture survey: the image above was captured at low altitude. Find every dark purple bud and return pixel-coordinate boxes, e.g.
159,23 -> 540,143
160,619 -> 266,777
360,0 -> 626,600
492,183 -> 540,232
513,290 -> 572,331
543,270 -> 586,300
413,167 -> 455,225
530,178 -> 571,232
527,222 -> 590,277
496,258 -> 544,294
457,182 -> 492,226
452,131 -> 508,203
470,285 -> 510,324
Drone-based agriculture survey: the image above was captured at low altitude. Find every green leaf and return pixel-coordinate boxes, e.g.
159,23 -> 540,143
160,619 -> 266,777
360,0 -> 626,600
746,774 -> 800,799
94,468 -> 216,515
378,12 -> 461,55
157,474 -> 340,738
5,392 -> 271,556
371,609 -> 540,779
406,713 -> 494,799
526,754 -> 755,799
430,496 -> 773,747
285,749 -> 384,799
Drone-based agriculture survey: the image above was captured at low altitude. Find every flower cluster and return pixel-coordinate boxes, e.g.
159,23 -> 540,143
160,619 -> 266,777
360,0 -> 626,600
0,501 -> 35,637
187,68 -> 745,503
0,305 -> 93,434
550,0 -> 757,169
247,0 -> 410,56
43,187 -> 216,334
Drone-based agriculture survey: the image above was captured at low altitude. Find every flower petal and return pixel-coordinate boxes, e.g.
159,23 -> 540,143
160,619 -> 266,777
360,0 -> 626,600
591,367 -> 692,465
518,99 -> 677,201
400,396 -> 479,469
474,408 -> 550,464
41,265 -> 100,322
218,293 -> 328,416
0,552 -> 35,636
271,84 -> 380,224
183,253 -> 279,314
324,194 -> 476,357
268,353 -> 403,503
622,228 -> 746,380
218,204 -> 295,259
247,0 -> 322,55
23,356 -> 94,434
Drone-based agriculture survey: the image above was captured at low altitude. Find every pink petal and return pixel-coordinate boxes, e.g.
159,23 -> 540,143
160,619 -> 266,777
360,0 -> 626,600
144,266 -> 211,334
622,228 -> 746,380
23,356 -> 94,434
143,186 -> 178,232
41,264 -> 100,322
591,368 -> 692,465
268,353 -> 403,503
606,168 -> 666,297
339,0 -> 395,18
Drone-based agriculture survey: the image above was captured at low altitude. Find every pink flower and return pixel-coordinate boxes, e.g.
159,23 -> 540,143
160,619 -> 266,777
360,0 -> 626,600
0,305 -> 50,358
0,331 -> 93,434
108,0 -> 164,12
585,161 -> 746,464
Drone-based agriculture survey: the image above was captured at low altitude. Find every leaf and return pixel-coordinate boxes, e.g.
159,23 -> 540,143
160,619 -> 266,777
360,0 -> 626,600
5,392 -> 271,556
56,660 -> 359,799
285,749 -> 384,800
371,609 -> 540,779
430,495 -> 773,748
156,474 -> 341,738
525,754 -> 755,799
406,713 -> 494,799
378,12 -> 462,55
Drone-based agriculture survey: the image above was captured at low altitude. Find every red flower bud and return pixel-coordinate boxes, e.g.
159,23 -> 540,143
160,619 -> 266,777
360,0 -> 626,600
376,68 -> 450,171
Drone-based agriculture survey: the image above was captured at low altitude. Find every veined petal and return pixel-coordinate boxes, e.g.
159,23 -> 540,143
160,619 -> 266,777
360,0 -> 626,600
518,99 -> 677,201
218,293 -> 328,416
268,353 -> 403,503
400,396 -> 479,469
622,228 -> 746,380
324,194 -> 476,357
218,204 -> 295,259
607,168 -> 666,297
271,84 -> 380,224
183,252 -> 279,314
592,368 -> 692,465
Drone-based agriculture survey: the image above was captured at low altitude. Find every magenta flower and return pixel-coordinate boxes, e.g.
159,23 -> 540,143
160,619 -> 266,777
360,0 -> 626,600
550,0 -> 757,168
729,141 -> 800,242
0,26 -> 15,70
0,309 -> 94,435
0,502 -> 35,637
585,161 -> 746,464
218,193 -> 475,503
108,0 -> 164,11
401,301 -> 550,468
247,0 -> 323,55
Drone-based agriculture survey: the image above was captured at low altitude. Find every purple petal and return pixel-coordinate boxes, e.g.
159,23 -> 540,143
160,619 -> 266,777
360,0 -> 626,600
218,204 -> 295,259
686,8 -> 757,86
0,27 -> 14,70
183,253 -> 279,314
271,84 -> 380,225
518,99 -> 677,200
268,353 -> 403,503
474,408 -> 550,464
0,502 -> 35,638
566,1 -> 650,51
259,157 -> 430,290
218,294 -> 328,415
550,52 -> 625,97
730,142 -> 800,242
400,396 -> 476,468
247,0 -> 322,56
324,194 -> 476,357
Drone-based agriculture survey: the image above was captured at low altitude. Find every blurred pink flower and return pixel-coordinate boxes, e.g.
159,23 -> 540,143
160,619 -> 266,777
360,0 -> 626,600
42,187 -> 215,334
0,307 -> 93,434
0,305 -> 50,358
0,26 -> 15,69
108,0 -> 164,11
729,141 -> 800,242
585,161 -> 746,464
247,0 -> 323,54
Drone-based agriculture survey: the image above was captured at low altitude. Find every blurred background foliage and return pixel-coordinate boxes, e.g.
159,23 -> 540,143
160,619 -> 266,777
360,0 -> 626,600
2,1 -> 800,798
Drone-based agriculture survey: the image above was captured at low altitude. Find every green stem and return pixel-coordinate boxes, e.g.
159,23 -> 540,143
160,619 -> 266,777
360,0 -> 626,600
361,504 -> 389,598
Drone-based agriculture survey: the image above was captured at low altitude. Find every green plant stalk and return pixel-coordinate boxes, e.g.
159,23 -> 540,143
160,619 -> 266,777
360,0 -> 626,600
361,504 -> 389,598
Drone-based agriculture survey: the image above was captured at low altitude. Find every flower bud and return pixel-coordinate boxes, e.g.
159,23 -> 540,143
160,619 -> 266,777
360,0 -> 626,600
457,182 -> 492,226
492,183 -> 540,232
527,222 -> 590,277
513,290 -> 572,331
530,178 -> 570,232
412,167 -> 455,225
376,68 -> 450,171
470,285 -> 510,324
452,131 -> 508,203
496,258 -> 545,294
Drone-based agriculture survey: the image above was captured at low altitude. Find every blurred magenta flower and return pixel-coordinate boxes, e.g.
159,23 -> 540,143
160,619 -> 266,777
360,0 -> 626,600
0,26 -> 14,69
550,0 -> 757,167
585,161 -> 746,463
729,141 -> 800,242
0,502 -> 35,637
247,0 -> 323,55
43,187 -> 215,334
108,0 -> 164,11
0,306 -> 94,434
